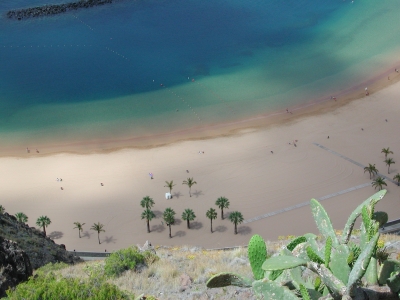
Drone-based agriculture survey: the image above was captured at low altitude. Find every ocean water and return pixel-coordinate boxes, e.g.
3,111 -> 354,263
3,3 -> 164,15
0,0 -> 400,147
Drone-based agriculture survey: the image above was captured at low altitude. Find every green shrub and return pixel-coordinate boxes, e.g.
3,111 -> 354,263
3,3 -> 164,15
6,273 -> 133,299
36,262 -> 69,276
104,246 -> 145,277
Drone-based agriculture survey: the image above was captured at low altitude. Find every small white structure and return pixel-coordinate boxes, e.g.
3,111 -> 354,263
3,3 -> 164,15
165,192 -> 172,199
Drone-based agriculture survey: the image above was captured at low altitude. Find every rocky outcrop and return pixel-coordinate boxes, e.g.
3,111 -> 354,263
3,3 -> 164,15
0,237 -> 33,298
0,213 -> 82,270
6,0 -> 114,20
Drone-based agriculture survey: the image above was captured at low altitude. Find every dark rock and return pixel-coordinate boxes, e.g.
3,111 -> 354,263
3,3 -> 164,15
0,236 -> 33,298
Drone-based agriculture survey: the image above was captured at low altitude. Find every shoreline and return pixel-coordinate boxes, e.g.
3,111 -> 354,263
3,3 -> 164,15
1,63 -> 400,158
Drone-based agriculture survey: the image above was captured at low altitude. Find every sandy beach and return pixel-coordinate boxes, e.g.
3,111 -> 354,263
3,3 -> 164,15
1,73 -> 400,252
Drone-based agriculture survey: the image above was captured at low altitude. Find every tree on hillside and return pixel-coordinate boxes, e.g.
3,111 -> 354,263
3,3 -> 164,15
36,216 -> 51,237
182,177 -> 197,197
164,180 -> 176,196
15,212 -> 28,223
381,147 -> 393,159
228,211 -> 244,235
140,196 -> 155,210
393,173 -> 400,186
163,207 -> 176,238
182,209 -> 196,229
91,222 -> 105,244
384,158 -> 395,174
372,177 -> 387,191
73,222 -> 86,238
206,208 -> 218,233
364,164 -> 378,179
0,205 -> 5,214
141,209 -> 156,233
215,197 -> 230,220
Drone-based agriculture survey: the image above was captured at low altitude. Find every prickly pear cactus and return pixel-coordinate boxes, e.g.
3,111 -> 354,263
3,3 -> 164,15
310,198 -> 339,247
306,246 -> 324,265
330,244 -> 351,285
387,270 -> 400,293
206,272 -> 252,288
324,236 -> 332,268
252,279 -> 300,300
287,236 -> 307,251
347,232 -> 380,294
372,211 -> 388,227
262,256 -> 307,271
378,259 -> 400,285
248,234 -> 268,280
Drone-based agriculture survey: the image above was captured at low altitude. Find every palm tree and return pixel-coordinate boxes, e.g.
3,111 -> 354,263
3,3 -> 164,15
228,211 -> 244,235
381,147 -> 393,159
182,209 -> 196,229
0,205 -> 5,214
393,173 -> 400,186
141,209 -> 156,233
182,177 -> 197,197
73,222 -> 85,238
140,196 -> 155,209
206,208 -> 217,233
36,216 -> 51,236
163,207 -> 176,238
91,222 -> 105,244
371,177 -> 387,191
364,164 -> 379,179
384,158 -> 395,174
15,212 -> 28,223
164,180 -> 176,196
215,197 -> 230,220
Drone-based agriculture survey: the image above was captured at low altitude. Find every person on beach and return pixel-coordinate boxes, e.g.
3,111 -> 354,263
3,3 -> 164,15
149,173 -> 153,179
327,136 -> 329,139
61,187 -> 63,190
271,151 -> 273,154
101,183 -> 104,186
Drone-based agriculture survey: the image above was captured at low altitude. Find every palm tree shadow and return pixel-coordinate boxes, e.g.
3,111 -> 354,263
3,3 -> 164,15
48,231 -> 63,239
151,224 -> 165,233
192,190 -> 203,198
237,226 -> 252,235
81,231 -> 92,239
173,218 -> 182,225
172,191 -> 182,199
103,236 -> 117,244
174,231 -> 186,238
215,225 -> 227,232
153,210 -> 163,218
190,221 -> 203,230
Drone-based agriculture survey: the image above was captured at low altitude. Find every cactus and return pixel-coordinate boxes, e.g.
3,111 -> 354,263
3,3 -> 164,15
330,244 -> 351,285
378,260 -> 400,285
325,236 -> 332,269
205,190 -> 395,299
206,272 -> 252,288
306,246 -> 325,265
287,236 -> 307,251
310,198 -> 339,247
387,271 -> 400,293
347,232 -> 380,295
372,211 -> 388,227
300,284 -> 311,300
248,234 -> 268,280
262,255 -> 307,271
340,190 -> 386,244
252,279 -> 300,300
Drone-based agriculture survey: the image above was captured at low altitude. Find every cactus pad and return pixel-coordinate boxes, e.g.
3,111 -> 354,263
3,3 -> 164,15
206,272 -> 252,288
287,236 -> 307,251
252,279 -> 300,299
262,256 -> 307,271
306,246 -> 325,265
372,211 -> 388,227
378,260 -> 400,285
310,199 -> 339,247
340,190 -> 386,244
248,234 -> 268,280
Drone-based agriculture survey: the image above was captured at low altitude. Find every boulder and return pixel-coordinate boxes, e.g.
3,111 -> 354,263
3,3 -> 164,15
0,236 -> 33,297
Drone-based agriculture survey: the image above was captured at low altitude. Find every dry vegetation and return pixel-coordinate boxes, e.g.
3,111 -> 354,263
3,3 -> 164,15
38,233 -> 400,299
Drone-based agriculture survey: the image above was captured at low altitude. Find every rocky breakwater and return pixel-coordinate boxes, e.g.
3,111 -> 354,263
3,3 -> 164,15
7,0 -> 113,20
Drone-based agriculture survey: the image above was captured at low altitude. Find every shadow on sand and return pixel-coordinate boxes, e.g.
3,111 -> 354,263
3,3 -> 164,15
192,190 -> 203,198
48,231 -> 63,239
81,231 -> 92,239
237,226 -> 252,235
190,221 -> 203,230
214,225 -> 227,232
102,236 -> 117,244
151,224 -> 165,233
174,230 -> 186,238
172,191 -> 182,199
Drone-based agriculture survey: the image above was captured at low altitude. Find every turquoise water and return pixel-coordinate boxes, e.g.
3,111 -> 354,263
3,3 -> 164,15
1,0 -> 400,146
